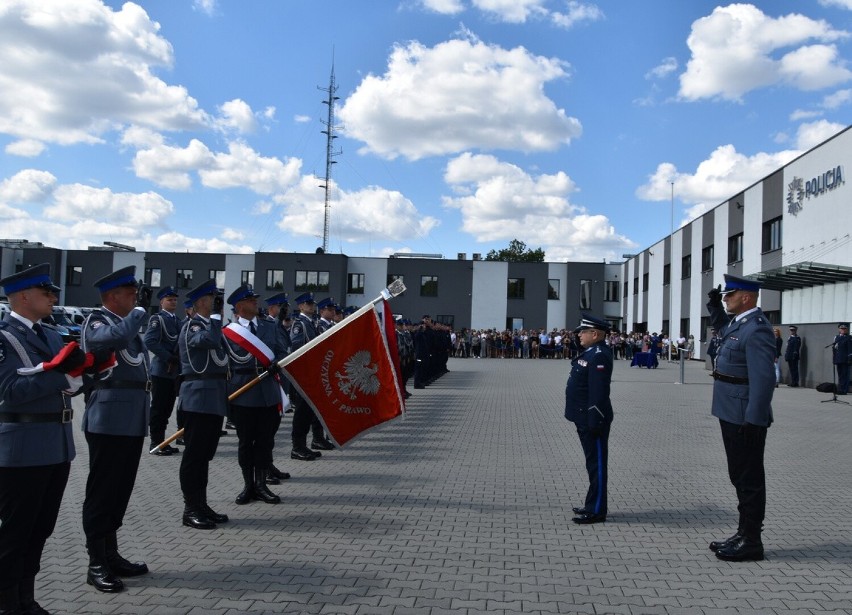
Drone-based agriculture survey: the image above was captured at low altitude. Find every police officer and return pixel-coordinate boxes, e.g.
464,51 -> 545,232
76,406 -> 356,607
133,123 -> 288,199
832,323 -> 851,395
564,314 -> 614,525
264,292 -> 292,481
224,284 -> 288,505
785,326 -> 802,387
81,266 -> 152,592
706,274 -> 775,562
0,265 -> 85,613
178,279 -> 230,530
289,293 -> 327,460
706,328 -> 720,369
316,297 -> 336,333
145,286 -> 182,455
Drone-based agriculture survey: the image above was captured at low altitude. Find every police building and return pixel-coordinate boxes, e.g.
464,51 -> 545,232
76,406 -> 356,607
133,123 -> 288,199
1,126 -> 850,387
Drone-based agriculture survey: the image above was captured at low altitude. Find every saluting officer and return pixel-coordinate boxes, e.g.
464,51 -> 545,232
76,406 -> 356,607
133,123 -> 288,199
706,274 -> 775,562
564,314 -> 614,525
0,265 -> 85,614
145,286 -> 182,455
224,284 -> 288,506
81,266 -> 152,593
178,279 -> 230,530
832,323 -> 851,395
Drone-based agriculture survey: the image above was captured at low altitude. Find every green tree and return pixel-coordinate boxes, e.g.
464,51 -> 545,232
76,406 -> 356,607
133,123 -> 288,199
484,239 -> 545,262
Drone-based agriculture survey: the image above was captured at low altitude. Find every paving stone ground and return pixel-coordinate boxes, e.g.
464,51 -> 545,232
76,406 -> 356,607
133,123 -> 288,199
38,357 -> 852,614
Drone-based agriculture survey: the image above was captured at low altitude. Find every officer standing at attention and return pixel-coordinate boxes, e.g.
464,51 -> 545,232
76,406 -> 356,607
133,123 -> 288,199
81,266 -> 152,592
178,279 -> 230,530
289,293 -> 329,460
706,274 -> 775,562
0,265 -> 85,614
832,323 -> 851,395
145,286 -> 182,455
225,284 -> 287,505
784,326 -> 802,387
263,292 -> 292,481
564,314 -> 614,525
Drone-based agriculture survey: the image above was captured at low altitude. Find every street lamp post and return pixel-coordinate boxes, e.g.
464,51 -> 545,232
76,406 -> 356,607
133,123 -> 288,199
668,181 -> 674,363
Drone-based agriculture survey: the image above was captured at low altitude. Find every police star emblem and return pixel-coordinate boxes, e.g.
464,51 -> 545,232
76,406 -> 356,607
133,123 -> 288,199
786,176 -> 804,216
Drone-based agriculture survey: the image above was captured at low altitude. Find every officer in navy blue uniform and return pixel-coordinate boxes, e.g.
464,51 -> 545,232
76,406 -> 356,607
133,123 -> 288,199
832,323 -> 851,394
0,264 -> 84,614
308,297 -> 337,451
225,284 -> 288,506
289,293 -> 329,460
706,274 -> 775,562
564,314 -> 614,525
81,266 -> 152,592
178,279 -> 230,530
784,326 -> 802,387
706,328 -> 720,370
263,292 -> 293,481
145,286 -> 182,455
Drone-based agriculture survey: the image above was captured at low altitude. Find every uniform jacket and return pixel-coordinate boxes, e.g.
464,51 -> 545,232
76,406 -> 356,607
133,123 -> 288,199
178,315 -> 229,416
317,317 -> 334,335
0,315 -> 76,466
833,334 -> 851,365
144,310 -> 181,379
225,318 -> 288,408
81,307 -> 150,437
708,302 -> 775,427
784,335 -> 801,361
707,336 -> 720,358
564,341 -> 614,430
290,313 -> 318,351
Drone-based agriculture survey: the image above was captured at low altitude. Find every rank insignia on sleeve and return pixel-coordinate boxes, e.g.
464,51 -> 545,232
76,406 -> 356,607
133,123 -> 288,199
149,318 -> 159,328
190,324 -> 202,333
90,321 -> 104,329
578,359 -> 587,367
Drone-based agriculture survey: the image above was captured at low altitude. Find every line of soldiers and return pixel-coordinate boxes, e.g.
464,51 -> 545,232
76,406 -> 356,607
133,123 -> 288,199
409,315 -> 452,390
0,263 -> 360,611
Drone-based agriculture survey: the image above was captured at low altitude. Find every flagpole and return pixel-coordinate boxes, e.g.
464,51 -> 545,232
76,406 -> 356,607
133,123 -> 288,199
149,279 -> 407,454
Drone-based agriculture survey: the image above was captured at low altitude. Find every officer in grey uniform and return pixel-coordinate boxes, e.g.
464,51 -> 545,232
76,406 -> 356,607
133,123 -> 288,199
263,292 -> 291,483
81,266 -> 152,592
564,314 -> 614,525
289,293 -> 327,460
706,274 -> 775,562
178,279 -> 230,530
224,284 -> 288,505
145,286 -> 181,455
0,264 -> 84,614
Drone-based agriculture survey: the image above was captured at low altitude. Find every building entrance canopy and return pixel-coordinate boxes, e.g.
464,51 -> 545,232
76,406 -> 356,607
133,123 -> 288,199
749,261 -> 852,291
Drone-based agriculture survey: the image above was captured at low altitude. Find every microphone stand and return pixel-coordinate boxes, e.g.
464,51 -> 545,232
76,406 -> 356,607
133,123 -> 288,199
821,342 -> 850,405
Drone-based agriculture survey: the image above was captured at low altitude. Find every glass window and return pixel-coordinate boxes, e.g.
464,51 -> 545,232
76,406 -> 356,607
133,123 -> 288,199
435,314 -> 454,327
681,255 -> 691,279
701,245 -> 714,272
507,278 -> 525,299
420,275 -> 438,297
762,216 -> 782,252
209,270 -> 225,288
604,281 -> 619,302
623,281 -> 628,299
267,269 -> 284,290
176,269 -> 193,289
728,233 -> 743,264
144,267 -> 161,288
663,264 -> 670,286
241,270 -> 255,287
633,277 -> 639,295
66,265 -> 82,286
548,279 -> 560,300
295,270 -> 329,292
642,273 -> 649,292
348,273 -> 365,294
579,279 -> 592,309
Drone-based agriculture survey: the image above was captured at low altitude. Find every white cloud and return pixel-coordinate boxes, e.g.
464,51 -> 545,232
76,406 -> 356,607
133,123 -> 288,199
216,99 -> 258,134
338,36 -> 581,160
274,175 -> 440,243
419,0 -> 464,15
472,0 -> 548,23
193,0 -> 217,16
199,142 -> 302,195
819,0 -> 852,9
646,57 -> 678,80
0,169 -> 57,202
131,137 -> 214,190
294,114 -> 311,123
5,139 -> 46,157
0,0 -> 209,145
679,4 -> 851,101
442,153 -> 634,261
789,109 -> 823,121
795,119 -> 845,149
822,88 -> 852,108
221,227 -> 245,241
45,184 -> 173,227
550,1 -> 604,29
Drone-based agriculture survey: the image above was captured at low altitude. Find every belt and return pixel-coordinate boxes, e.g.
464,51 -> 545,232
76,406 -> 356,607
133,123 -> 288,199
232,367 -> 265,376
0,409 -> 73,424
711,371 -> 749,385
182,373 -> 228,382
94,380 -> 152,392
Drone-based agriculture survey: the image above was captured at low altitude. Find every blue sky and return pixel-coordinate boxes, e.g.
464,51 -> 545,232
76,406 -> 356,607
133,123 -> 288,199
1,0 -> 850,262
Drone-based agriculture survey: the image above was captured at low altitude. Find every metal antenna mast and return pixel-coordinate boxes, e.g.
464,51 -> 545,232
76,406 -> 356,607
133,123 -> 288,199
318,60 -> 342,253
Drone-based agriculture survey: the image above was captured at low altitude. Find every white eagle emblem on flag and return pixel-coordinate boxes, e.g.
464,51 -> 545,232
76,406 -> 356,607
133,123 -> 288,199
335,350 -> 380,399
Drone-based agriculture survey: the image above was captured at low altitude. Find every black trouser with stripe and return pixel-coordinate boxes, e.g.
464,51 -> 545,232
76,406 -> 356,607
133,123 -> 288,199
148,375 -> 178,442
720,419 -> 766,537
231,404 -> 279,471
291,392 -> 324,447
82,433 -> 143,541
179,412 -> 223,496
576,424 -> 610,516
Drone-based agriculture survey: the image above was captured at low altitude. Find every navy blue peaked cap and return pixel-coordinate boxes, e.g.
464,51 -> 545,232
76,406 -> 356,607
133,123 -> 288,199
294,292 -> 315,305
721,274 -> 761,295
0,263 -> 60,295
574,313 -> 610,334
227,283 -> 260,306
186,278 -> 219,302
94,265 -> 137,293
317,297 -> 335,311
157,286 -> 179,299
265,292 -> 289,306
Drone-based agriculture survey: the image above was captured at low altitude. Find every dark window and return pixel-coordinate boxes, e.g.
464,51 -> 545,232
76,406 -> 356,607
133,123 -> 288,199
435,314 -> 454,327
701,245 -> 714,272
548,279 -> 560,300
266,269 -> 284,290
623,281 -> 629,298
347,273 -> 365,294
241,270 -> 255,287
680,318 -> 689,340
176,269 -> 193,289
295,270 -> 329,292
209,270 -> 225,288
579,279 -> 592,309
66,265 -> 82,286
642,273 -> 649,292
663,264 -> 670,286
682,255 -> 691,279
762,216 -> 782,252
507,278 -> 525,299
633,277 -> 639,295
728,233 -> 743,264
420,275 -> 438,297
700,316 -> 710,342
604,281 -> 619,302
144,268 -> 161,288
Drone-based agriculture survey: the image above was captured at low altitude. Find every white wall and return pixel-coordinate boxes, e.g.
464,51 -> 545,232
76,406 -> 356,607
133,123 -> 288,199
471,260 -> 507,330
223,254 -> 254,300
648,239 -> 665,332
345,257 -> 388,309
742,183 -> 763,275
547,262 -> 567,330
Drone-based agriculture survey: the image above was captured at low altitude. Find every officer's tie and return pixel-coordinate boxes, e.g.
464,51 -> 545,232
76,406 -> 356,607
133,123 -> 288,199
32,322 -> 48,345
249,321 -> 256,335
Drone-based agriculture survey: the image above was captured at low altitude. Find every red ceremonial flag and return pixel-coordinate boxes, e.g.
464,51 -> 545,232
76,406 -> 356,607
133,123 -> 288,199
281,303 -> 404,447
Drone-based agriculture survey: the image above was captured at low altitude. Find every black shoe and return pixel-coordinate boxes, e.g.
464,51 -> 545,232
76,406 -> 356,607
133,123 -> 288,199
106,553 -> 148,577
268,464 -> 290,480
572,512 -> 606,525
571,507 -> 588,515
182,510 -> 216,530
150,445 -> 173,456
201,503 -> 229,524
86,564 -> 124,592
161,444 -> 180,454
175,437 -> 185,445
291,446 -> 320,461
253,469 -> 281,504
709,531 -> 743,552
414,385 -> 425,389
20,597 -> 49,615
788,383 -> 798,387
235,484 -> 254,505
284,407 -> 294,414
310,437 -> 335,451
715,536 -> 764,561
265,473 -> 280,485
